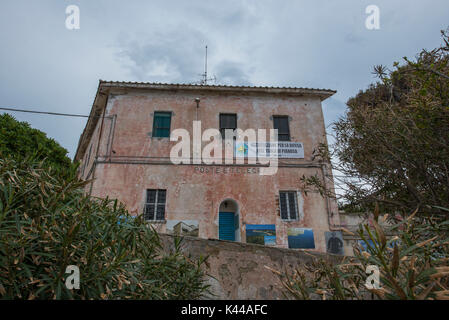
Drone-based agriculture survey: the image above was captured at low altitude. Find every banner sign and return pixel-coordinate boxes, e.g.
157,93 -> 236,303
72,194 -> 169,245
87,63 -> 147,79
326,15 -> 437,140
235,141 -> 304,159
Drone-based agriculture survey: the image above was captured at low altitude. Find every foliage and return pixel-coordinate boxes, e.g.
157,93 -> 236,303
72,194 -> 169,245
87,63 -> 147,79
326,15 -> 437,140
303,28 -> 449,215
0,113 -> 72,172
0,157 -> 209,299
287,28 -> 449,300
275,205 -> 449,300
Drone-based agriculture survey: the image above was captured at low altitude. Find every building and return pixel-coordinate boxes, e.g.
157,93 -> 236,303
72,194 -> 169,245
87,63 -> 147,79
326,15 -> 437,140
170,221 -> 199,237
339,211 -> 396,256
74,81 -> 341,253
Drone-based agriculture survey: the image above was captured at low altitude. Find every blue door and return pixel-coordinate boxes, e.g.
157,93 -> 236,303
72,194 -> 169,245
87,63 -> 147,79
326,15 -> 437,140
219,212 -> 235,241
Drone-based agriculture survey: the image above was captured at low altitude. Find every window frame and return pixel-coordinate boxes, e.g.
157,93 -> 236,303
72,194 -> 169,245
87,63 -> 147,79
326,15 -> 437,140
144,189 -> 167,222
152,111 -> 172,138
279,190 -> 299,221
81,144 -> 93,177
219,113 -> 237,139
272,115 -> 291,141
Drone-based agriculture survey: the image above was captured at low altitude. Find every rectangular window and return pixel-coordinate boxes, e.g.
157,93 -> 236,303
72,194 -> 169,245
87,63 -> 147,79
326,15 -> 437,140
219,113 -> 237,139
152,112 -> 172,138
144,189 -> 166,221
273,116 -> 290,141
279,191 -> 298,220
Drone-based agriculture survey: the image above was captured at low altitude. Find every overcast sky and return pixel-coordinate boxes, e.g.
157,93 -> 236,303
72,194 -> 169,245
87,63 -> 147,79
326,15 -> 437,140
1,0 -> 448,159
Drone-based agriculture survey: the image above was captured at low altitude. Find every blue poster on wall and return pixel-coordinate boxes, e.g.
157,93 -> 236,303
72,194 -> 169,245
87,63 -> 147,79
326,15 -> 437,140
246,224 -> 276,246
358,239 -> 398,251
288,228 -> 315,249
117,214 -> 135,226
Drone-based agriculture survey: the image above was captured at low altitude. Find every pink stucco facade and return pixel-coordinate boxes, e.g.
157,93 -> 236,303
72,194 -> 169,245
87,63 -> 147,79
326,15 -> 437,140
75,81 -> 340,253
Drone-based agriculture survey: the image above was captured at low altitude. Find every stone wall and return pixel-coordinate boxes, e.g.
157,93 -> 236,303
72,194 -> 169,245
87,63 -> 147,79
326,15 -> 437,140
159,233 -> 340,300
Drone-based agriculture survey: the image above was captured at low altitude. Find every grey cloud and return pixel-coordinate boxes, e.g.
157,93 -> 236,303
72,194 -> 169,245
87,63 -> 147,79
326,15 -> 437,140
0,0 -> 448,159
213,61 -> 252,86
116,26 -> 210,83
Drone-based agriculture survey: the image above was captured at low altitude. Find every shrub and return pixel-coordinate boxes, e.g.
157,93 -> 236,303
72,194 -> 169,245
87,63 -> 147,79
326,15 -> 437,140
0,157 -> 209,299
275,206 -> 449,300
0,114 -> 72,173
287,29 -> 449,300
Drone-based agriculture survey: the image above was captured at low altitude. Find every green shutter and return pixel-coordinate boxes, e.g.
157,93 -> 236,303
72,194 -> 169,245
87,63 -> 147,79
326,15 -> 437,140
153,112 -> 172,137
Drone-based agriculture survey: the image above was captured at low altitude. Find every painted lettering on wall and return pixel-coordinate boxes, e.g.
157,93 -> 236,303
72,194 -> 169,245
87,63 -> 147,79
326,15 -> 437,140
194,166 -> 261,174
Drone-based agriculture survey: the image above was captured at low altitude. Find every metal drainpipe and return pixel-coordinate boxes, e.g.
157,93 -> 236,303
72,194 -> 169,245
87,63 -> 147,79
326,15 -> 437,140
89,93 -> 109,196
321,163 -> 342,231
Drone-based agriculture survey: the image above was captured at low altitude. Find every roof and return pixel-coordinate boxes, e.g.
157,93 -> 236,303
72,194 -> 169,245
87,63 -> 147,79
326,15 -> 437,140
74,80 -> 336,161
98,80 -> 336,98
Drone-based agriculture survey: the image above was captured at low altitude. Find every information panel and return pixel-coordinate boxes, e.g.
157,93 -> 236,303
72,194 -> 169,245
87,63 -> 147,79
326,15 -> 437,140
236,141 -> 305,159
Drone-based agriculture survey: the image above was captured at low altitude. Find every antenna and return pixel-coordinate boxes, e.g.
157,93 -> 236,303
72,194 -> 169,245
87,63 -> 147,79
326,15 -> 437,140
204,45 -> 207,84
199,45 -> 216,85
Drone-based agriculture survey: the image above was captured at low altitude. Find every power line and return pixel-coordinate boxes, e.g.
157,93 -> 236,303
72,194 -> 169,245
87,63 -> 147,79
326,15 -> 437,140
0,106 -> 92,118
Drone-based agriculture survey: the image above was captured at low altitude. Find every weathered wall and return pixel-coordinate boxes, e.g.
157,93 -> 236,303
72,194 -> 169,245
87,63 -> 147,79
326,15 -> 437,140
159,233 -> 340,300
91,163 -> 335,251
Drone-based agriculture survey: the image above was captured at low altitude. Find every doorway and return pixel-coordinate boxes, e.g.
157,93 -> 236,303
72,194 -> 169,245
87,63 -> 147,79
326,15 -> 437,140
218,199 -> 239,241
